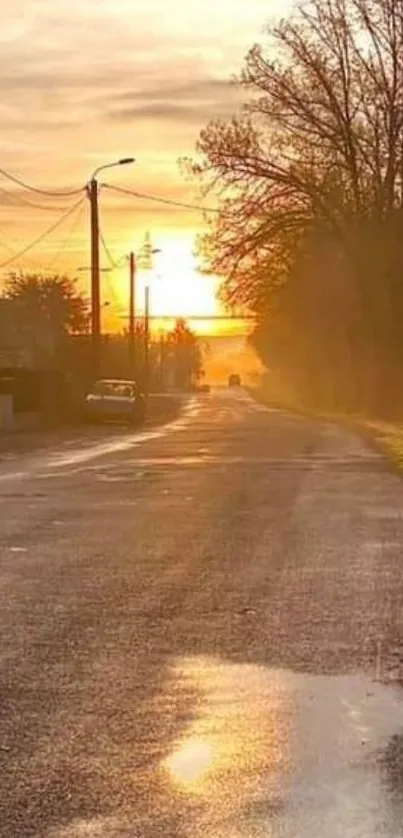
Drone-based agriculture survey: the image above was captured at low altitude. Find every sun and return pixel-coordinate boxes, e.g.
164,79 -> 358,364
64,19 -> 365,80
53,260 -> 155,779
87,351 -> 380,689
139,240 -> 219,319
108,236 -> 229,335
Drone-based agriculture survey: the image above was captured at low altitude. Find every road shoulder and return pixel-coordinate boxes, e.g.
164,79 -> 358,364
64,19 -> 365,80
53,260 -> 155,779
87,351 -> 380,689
249,386 -> 403,477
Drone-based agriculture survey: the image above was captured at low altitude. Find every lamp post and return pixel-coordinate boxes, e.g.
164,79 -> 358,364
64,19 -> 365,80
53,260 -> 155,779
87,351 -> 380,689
87,157 -> 135,376
139,235 -> 161,397
129,251 -> 136,374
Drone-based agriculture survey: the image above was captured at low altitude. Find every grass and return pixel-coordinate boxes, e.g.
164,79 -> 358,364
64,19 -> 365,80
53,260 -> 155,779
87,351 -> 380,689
250,384 -> 403,474
364,421 -> 403,471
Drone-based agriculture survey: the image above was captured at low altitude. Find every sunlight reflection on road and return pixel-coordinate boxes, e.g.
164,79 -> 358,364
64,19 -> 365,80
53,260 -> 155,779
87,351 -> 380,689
166,738 -> 214,786
0,398 -> 202,482
163,656 -> 291,836
0,389 -> 257,482
45,399 -> 201,469
163,656 -> 403,838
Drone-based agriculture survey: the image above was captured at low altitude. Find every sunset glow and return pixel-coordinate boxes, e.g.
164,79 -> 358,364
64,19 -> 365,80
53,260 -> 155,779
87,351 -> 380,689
135,241 -> 219,317
0,0 -> 292,333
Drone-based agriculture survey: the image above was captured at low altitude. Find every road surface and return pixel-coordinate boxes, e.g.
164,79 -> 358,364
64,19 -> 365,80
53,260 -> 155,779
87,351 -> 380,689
1,389 -> 403,837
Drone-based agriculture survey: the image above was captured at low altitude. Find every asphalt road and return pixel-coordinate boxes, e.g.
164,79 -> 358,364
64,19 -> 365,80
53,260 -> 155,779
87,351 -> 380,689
1,389 -> 403,837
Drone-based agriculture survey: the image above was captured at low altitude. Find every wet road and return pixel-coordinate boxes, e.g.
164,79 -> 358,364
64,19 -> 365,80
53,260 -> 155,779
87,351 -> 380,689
1,389 -> 403,837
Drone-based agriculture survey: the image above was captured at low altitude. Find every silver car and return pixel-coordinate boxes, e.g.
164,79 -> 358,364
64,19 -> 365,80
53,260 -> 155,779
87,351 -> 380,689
84,379 -> 146,425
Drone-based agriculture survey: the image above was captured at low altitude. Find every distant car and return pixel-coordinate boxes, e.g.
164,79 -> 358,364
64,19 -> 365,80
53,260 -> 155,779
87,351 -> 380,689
84,379 -> 146,425
228,374 -> 241,388
195,383 -> 211,394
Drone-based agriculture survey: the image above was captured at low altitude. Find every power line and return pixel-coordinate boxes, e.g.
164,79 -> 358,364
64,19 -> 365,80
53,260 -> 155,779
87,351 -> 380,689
119,314 -> 255,321
0,198 -> 85,271
104,271 -> 124,313
97,233 -> 124,309
0,225 -> 23,256
0,235 -> 16,256
0,185 -> 76,213
103,182 -> 222,214
0,167 -> 84,198
99,227 -> 122,269
45,199 -> 86,273
97,226 -> 127,312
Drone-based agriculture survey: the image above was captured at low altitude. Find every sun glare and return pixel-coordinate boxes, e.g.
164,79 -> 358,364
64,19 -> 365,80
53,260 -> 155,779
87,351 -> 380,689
165,738 -> 214,787
108,237 -> 250,335
114,237 -> 221,323
142,241 -> 219,318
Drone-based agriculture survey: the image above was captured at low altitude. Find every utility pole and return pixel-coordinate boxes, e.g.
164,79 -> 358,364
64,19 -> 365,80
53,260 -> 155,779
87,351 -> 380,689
129,251 -> 136,374
144,284 -> 150,396
138,232 -> 161,396
89,177 -> 101,376
159,332 -> 166,391
88,157 -> 135,379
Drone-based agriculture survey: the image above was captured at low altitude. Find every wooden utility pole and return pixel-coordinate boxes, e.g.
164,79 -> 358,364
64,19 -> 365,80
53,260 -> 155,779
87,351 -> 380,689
129,251 -> 136,373
89,177 -> 101,376
144,284 -> 150,396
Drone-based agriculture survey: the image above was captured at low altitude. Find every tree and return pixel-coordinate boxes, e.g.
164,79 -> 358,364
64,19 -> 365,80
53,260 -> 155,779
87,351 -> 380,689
191,0 -> 403,414
166,318 -> 202,390
1,272 -> 89,368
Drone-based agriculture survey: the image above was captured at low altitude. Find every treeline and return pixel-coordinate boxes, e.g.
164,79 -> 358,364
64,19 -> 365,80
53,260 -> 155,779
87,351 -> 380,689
0,272 -> 202,392
194,0 -> 403,417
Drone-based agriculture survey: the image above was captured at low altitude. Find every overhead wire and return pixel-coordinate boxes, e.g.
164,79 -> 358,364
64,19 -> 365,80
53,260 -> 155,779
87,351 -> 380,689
45,198 -> 86,273
0,185 -> 76,213
99,227 -> 122,270
0,236 -> 16,256
0,197 -> 85,271
104,272 -> 125,314
0,167 -> 84,198
0,223 -> 27,259
0,224 -> 19,255
98,227 -> 126,313
102,182 -> 222,214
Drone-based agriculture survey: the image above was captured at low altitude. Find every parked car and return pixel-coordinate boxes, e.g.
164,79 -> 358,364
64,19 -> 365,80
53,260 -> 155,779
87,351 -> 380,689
84,379 -> 146,425
228,373 -> 241,388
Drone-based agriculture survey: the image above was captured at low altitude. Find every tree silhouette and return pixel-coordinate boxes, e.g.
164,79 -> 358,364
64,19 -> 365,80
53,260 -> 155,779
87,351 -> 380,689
1,272 -> 89,368
192,0 -> 403,415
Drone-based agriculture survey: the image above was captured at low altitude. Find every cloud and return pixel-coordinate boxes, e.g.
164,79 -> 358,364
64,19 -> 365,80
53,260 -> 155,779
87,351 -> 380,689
0,1 -> 246,137
109,100 -> 238,124
113,78 -> 235,103
104,76 -> 242,126
0,0 -> 277,267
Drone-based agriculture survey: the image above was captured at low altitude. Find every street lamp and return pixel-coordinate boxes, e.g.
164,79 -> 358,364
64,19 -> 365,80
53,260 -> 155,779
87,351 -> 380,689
88,157 -> 135,376
91,157 -> 135,181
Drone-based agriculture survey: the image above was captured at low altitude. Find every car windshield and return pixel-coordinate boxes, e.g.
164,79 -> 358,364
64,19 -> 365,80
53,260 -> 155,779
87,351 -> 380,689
91,381 -> 134,398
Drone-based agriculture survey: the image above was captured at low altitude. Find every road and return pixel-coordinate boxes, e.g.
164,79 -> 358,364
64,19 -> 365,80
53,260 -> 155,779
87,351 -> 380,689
1,389 -> 403,837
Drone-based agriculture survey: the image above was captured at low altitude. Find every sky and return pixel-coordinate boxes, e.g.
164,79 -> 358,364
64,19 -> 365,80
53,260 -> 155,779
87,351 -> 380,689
0,0 -> 292,329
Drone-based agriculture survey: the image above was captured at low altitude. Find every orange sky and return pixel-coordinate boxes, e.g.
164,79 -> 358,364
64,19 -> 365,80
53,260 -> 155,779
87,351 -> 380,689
0,0 -> 292,330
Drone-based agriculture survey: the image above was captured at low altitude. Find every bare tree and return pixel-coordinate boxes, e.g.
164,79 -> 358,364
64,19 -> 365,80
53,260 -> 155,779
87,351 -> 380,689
194,0 -> 403,299
190,0 -> 403,414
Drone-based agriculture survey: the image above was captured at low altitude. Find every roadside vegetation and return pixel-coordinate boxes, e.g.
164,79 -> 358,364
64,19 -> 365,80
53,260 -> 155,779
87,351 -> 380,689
192,0 -> 403,421
0,272 -> 202,393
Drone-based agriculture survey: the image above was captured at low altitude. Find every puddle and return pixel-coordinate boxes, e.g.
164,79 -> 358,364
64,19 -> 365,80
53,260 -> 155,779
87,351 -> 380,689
161,657 -> 403,837
39,658 -> 403,838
